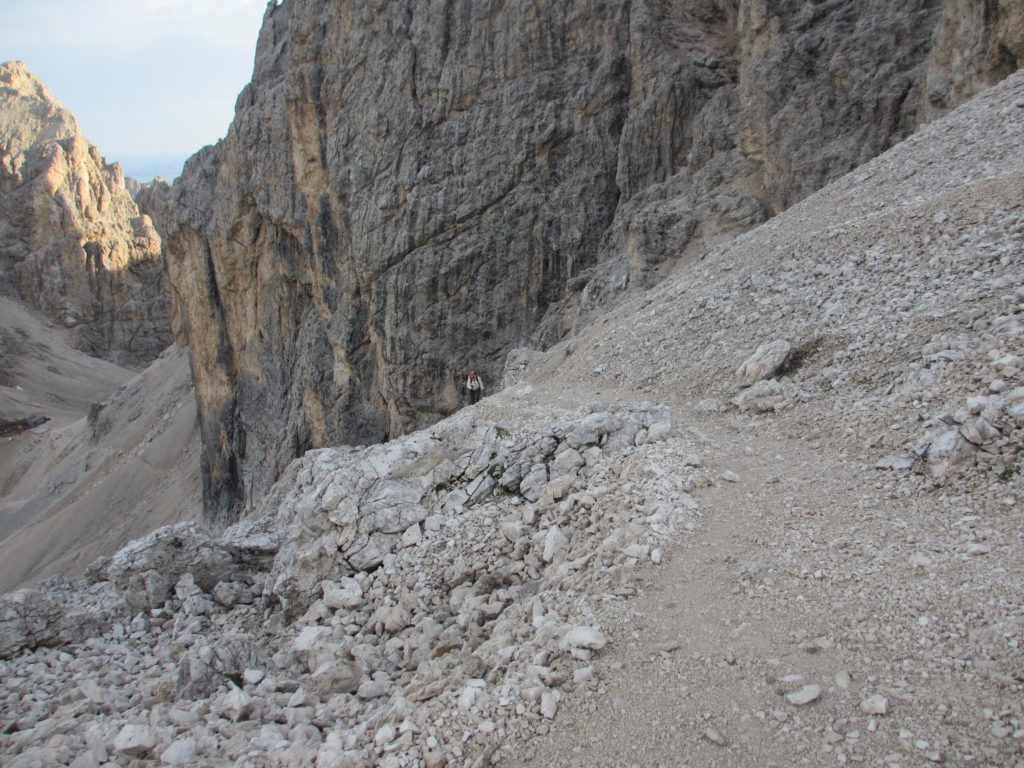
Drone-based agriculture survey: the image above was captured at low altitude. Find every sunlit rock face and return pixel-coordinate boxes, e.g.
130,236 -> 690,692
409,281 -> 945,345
0,61 -> 172,367
156,0 -> 1021,525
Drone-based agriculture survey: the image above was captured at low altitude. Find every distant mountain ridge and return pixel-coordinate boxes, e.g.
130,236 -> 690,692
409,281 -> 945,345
0,60 -> 172,367
119,153 -> 188,184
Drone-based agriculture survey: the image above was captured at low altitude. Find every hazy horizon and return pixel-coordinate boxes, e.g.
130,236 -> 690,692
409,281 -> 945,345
115,153 -> 190,183
0,0 -> 266,174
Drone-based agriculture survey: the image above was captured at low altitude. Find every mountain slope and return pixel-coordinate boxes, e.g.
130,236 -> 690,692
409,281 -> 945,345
1,69 -> 1021,768
502,62 -> 1024,768
0,61 -> 171,367
0,296 -> 199,591
155,0 -> 1023,526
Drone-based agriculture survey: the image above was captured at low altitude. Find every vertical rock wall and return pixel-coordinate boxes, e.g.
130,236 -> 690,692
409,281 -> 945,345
157,0 -> 1021,524
0,62 -> 172,367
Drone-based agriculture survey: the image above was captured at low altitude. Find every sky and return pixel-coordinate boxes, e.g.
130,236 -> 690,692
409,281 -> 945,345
0,0 -> 269,180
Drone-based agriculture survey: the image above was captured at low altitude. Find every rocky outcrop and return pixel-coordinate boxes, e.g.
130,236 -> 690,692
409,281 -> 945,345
156,0 -> 1022,524
924,0 -> 1024,118
0,400 -> 690,766
0,61 -> 171,367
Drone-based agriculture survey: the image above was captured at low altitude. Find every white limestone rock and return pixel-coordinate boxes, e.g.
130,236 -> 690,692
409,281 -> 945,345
563,626 -> 608,651
113,724 -> 155,757
175,634 -> 265,699
160,737 -> 197,765
861,694 -> 889,715
786,684 -> 822,706
732,379 -> 796,413
322,578 -> 364,610
0,579 -> 128,658
736,340 -> 792,386
542,526 -> 569,564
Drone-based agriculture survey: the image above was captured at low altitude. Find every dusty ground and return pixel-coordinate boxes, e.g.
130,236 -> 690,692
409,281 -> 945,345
0,297 -> 200,591
485,384 -> 1023,767
489,73 -> 1024,768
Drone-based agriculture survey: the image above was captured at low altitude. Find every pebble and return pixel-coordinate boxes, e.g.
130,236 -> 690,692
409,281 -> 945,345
704,727 -> 727,746
564,626 -> 608,651
374,724 -> 397,747
861,695 -> 889,715
786,685 -> 822,706
541,690 -> 561,719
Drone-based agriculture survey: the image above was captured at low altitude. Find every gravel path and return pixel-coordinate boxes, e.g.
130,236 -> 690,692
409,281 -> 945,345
502,403 -> 1022,767
496,71 -> 1024,768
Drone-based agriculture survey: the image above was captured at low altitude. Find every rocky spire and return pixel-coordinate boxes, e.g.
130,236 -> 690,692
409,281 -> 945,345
0,61 -> 172,367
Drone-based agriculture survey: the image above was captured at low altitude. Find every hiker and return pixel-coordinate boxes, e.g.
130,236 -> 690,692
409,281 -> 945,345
466,370 -> 483,404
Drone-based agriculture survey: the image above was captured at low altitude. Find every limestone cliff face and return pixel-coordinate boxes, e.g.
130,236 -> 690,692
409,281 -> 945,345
158,0 -> 1021,524
0,62 -> 171,367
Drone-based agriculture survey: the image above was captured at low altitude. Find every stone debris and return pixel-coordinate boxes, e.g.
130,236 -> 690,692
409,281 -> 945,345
563,626 -> 608,652
159,737 -> 197,765
703,726 -> 727,746
0,402 -> 690,767
736,340 -> 793,386
113,724 -> 156,756
502,69 -> 1024,768
786,685 -> 822,707
861,694 -> 890,715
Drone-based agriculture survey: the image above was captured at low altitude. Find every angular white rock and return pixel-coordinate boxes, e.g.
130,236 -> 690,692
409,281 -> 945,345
114,724 -> 156,756
786,684 -> 822,706
540,689 -> 561,719
400,523 -> 422,547
357,679 -> 391,699
293,625 -> 332,653
542,525 -> 568,563
374,724 -> 397,747
321,577 -> 364,610
564,626 -> 608,651
310,660 -> 361,695
223,685 -> 255,722
861,694 -> 889,715
736,340 -> 792,386
160,737 -> 197,765
500,521 -> 523,542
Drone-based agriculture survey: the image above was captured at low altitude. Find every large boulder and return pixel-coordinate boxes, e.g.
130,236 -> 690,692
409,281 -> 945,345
0,577 -> 128,658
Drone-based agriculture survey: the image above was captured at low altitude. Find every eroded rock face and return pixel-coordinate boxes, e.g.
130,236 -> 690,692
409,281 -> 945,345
0,61 -> 171,366
156,0 -> 1021,524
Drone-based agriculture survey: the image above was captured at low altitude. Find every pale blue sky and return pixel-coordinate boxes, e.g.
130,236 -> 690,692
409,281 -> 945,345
0,0 -> 268,180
